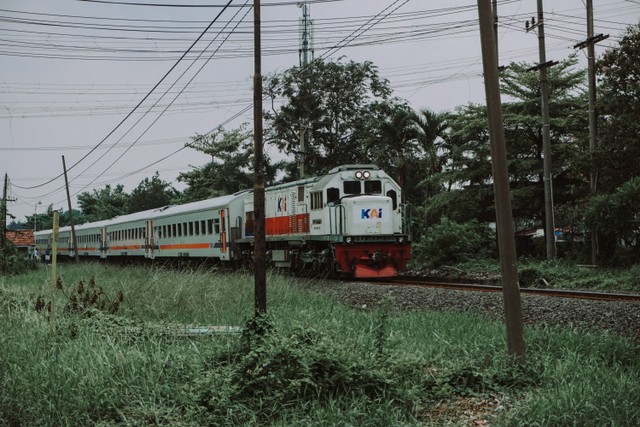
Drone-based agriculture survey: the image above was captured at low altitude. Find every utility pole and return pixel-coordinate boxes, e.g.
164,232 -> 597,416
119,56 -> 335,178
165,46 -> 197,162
298,1 -> 313,178
526,0 -> 557,259
253,0 -> 267,315
492,0 -> 498,58
1,174 -> 8,252
62,156 -> 79,263
477,0 -> 526,364
574,0 -> 608,265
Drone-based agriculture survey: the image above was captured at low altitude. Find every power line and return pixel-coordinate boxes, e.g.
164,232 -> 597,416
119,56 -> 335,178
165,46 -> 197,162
10,0 -> 236,190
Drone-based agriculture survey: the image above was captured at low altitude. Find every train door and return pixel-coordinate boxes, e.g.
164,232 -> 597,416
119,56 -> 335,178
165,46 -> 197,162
100,228 -> 108,258
145,220 -> 155,259
220,210 -> 227,255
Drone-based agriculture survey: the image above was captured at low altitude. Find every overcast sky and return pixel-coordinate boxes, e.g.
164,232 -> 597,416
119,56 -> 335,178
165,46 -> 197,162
2,0 -> 639,225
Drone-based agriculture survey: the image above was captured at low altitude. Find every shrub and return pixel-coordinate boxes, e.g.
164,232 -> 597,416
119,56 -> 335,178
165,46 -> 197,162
412,218 -> 495,268
0,244 -> 37,276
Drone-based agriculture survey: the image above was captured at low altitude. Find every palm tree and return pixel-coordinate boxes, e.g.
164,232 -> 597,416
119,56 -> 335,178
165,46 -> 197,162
410,108 -> 449,197
370,107 -> 419,198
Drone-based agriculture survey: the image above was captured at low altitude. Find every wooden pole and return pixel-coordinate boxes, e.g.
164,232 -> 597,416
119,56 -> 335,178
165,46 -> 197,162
477,0 -> 526,363
62,156 -> 80,263
50,211 -> 59,333
253,0 -> 267,315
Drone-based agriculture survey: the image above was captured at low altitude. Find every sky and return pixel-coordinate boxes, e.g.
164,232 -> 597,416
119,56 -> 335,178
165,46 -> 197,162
2,0 -> 639,225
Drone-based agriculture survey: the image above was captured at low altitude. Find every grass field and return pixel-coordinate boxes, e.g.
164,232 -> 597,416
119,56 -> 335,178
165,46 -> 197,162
1,263 -> 639,426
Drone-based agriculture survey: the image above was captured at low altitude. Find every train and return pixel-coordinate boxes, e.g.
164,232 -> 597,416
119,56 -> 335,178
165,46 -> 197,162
34,164 -> 411,278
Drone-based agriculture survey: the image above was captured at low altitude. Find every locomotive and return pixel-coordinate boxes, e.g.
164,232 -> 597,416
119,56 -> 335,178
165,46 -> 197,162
34,164 -> 411,278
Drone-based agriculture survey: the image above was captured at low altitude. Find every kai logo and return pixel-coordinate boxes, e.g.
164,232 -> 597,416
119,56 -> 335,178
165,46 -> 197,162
361,208 -> 383,219
277,196 -> 287,212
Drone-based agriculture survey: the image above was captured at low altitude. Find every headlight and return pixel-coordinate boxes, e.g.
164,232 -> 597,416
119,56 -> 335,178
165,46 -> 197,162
355,171 -> 363,179
398,236 -> 404,243
345,237 -> 352,244
363,170 -> 371,179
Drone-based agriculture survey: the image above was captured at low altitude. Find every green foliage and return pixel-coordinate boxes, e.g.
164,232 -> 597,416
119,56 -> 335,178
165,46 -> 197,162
264,58 -> 401,178
77,184 -> 129,222
196,314 -> 426,425
128,171 -> 178,213
2,264 -> 639,426
178,124 -> 279,202
23,205 -> 86,230
596,22 -> 640,193
0,242 -> 37,275
413,218 -> 495,268
584,176 -> 640,265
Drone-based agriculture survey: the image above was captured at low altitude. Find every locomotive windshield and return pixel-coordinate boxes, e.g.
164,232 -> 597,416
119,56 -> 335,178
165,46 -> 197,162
343,181 -> 361,194
364,180 -> 382,194
343,180 -> 382,195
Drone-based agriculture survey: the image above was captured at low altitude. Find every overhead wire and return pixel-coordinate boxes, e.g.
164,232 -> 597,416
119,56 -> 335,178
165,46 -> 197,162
67,0 -> 254,199
9,0 -> 236,190
6,2 -> 640,211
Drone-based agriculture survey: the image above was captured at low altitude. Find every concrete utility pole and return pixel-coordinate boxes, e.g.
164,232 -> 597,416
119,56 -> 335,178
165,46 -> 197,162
574,0 -> 608,265
492,0 -> 498,58
62,156 -> 80,263
1,174 -> 8,252
526,0 -> 557,259
298,1 -> 313,178
253,0 -> 267,315
477,0 -> 526,364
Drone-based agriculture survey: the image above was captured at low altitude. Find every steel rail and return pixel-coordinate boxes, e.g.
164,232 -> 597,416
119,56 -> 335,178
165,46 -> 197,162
380,278 -> 640,303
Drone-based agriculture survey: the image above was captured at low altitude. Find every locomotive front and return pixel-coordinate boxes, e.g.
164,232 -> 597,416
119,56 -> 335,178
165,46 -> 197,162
312,165 -> 411,278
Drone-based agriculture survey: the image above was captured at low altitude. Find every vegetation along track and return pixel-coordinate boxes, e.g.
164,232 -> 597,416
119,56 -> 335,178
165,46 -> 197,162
307,277 -> 640,341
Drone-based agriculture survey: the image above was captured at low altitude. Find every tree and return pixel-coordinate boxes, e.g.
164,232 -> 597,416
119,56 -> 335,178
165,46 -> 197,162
410,108 -> 449,200
500,55 -> 587,228
420,56 -> 587,239
263,58 -> 401,178
423,104 -> 494,225
178,124 -> 279,203
367,105 -> 419,199
596,22 -> 640,193
585,176 -> 640,264
128,172 -> 178,213
77,184 -> 129,222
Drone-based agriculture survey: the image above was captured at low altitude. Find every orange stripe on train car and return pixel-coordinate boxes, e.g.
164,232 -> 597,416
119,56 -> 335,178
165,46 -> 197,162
158,243 -> 211,250
110,245 -> 143,251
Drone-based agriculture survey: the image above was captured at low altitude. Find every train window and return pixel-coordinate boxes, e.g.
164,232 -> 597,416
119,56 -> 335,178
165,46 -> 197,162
200,220 -> 206,234
189,222 -> 194,236
387,190 -> 398,210
177,224 -> 182,237
310,191 -> 323,210
327,187 -> 339,204
214,218 -> 221,234
343,181 -> 361,194
194,221 -> 199,235
298,186 -> 305,202
364,180 -> 382,194
162,225 -> 167,238
207,219 -> 213,234
171,224 -> 176,237
245,211 -> 255,236
183,223 -> 188,237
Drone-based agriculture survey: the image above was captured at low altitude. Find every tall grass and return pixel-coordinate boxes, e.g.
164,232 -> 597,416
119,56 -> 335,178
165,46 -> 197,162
1,263 -> 638,426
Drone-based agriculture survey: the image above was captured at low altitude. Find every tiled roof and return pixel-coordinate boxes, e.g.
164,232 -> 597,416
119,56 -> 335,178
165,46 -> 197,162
6,229 -> 35,247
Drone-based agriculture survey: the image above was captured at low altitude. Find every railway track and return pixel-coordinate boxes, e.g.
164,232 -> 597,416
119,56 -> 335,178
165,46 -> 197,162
381,277 -> 640,303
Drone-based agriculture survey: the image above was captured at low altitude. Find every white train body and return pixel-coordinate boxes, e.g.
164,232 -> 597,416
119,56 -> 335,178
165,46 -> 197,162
35,165 -> 411,278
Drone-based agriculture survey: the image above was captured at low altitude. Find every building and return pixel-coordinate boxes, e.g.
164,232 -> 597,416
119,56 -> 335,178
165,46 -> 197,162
5,229 -> 35,258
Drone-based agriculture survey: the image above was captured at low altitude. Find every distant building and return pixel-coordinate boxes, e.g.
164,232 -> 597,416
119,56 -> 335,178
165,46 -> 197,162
5,229 -> 35,258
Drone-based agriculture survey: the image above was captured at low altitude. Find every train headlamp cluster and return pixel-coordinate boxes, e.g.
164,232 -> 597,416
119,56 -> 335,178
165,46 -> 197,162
354,170 -> 371,180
